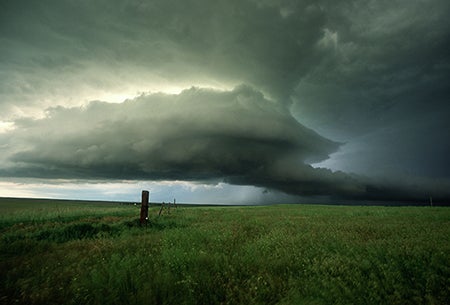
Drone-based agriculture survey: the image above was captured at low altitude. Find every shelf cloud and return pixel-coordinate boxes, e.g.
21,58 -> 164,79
1,0 -> 449,203
2,86 -> 449,202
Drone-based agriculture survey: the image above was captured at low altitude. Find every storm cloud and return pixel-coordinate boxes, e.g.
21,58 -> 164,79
0,86 -> 340,189
1,0 -> 450,203
1,0 -> 323,116
2,86 -> 449,202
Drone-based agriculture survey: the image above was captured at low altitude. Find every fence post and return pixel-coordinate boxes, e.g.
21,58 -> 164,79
158,202 -> 165,217
140,190 -> 149,224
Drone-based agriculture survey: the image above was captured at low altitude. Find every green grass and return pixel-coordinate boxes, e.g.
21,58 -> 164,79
1,198 -> 449,305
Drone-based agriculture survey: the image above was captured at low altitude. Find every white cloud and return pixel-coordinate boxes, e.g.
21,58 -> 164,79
0,121 -> 15,134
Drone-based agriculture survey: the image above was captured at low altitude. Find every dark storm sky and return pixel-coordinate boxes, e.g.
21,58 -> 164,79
1,0 -> 449,203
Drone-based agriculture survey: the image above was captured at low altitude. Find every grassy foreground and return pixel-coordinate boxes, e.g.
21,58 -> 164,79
0,198 -> 449,305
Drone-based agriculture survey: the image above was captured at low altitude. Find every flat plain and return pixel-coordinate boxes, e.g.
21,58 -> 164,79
1,197 -> 449,305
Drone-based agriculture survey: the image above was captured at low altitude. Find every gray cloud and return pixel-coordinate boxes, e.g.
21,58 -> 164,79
0,0 -> 329,117
3,0 -> 448,121
2,86 -> 449,202
0,86 -> 334,176
0,86 -> 340,192
288,0 -> 450,184
290,0 -> 450,136
1,0 -> 450,203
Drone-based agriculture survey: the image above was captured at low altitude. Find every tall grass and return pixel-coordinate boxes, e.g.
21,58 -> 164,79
1,199 -> 449,304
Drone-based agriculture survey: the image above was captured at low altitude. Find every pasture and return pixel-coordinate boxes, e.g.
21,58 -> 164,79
0,197 -> 449,304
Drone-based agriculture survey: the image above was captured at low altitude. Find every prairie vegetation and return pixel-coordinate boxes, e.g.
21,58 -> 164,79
1,198 -> 449,304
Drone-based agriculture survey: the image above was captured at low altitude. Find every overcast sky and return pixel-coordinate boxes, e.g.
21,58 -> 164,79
1,0 -> 449,204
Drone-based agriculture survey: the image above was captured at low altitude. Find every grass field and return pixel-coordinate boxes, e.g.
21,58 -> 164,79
1,197 -> 449,305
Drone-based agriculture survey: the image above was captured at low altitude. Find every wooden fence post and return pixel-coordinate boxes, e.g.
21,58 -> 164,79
158,202 -> 165,217
140,190 -> 149,224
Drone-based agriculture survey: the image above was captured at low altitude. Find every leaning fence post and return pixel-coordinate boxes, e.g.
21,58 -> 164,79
140,190 -> 149,225
158,202 -> 165,217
